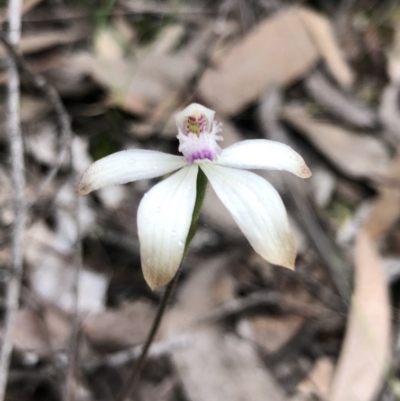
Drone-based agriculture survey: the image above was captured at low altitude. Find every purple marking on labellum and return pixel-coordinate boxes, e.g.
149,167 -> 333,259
187,148 -> 215,163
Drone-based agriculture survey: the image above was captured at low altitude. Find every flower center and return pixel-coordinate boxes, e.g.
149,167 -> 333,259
175,105 -> 223,164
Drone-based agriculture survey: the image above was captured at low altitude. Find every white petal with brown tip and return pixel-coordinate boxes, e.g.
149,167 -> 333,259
216,139 -> 312,178
137,165 -> 198,289
201,163 -> 296,269
76,150 -> 187,195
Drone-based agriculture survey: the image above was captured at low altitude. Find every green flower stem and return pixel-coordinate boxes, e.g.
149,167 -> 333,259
116,169 -> 208,401
185,168 -> 208,253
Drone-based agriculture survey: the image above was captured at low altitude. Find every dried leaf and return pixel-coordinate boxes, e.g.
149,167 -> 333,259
199,7 -> 319,115
237,315 -> 304,354
387,27 -> 400,83
14,309 -> 50,353
305,71 -> 375,128
363,150 -> 400,240
291,357 -> 334,401
0,168 -> 15,226
19,95 -> 50,123
29,253 -> 108,315
25,123 -> 59,165
83,301 -> 156,349
90,26 -> 198,116
329,232 -> 390,401
283,106 -> 390,180
43,52 -> 97,97
26,184 -> 103,315
199,6 -> 353,115
14,304 -> 70,354
0,25 -> 86,59
298,8 -> 354,88
379,84 -> 400,144
94,28 -> 124,62
310,166 -> 337,207
164,257 -> 286,401
173,330 -> 287,401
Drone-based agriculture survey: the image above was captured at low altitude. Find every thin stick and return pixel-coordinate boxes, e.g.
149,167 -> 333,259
0,0 -> 24,400
0,35 -> 73,210
116,274 -> 179,401
84,335 -> 189,374
65,200 -> 82,401
197,291 -> 335,325
0,32 -> 81,401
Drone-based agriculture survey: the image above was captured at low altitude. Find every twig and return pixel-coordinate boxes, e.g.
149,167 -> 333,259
285,179 -> 353,305
0,0 -> 24,400
118,1 -> 211,22
65,198 -> 82,401
279,268 -> 345,312
197,291 -> 335,325
258,91 -> 352,306
0,29 -> 82,401
84,335 -> 189,374
304,70 -> 377,129
266,312 -> 345,366
379,83 -> 400,146
6,335 -> 189,387
115,273 -> 179,401
0,34 -> 73,211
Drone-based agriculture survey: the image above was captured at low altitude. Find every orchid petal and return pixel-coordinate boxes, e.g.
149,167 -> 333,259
201,163 -> 296,269
137,165 -> 198,289
76,150 -> 187,195
216,139 -> 311,178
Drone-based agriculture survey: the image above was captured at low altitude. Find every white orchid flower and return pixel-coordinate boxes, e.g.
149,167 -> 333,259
76,103 -> 311,290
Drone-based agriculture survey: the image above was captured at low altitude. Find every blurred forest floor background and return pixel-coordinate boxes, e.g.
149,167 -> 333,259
1,0 -> 400,400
